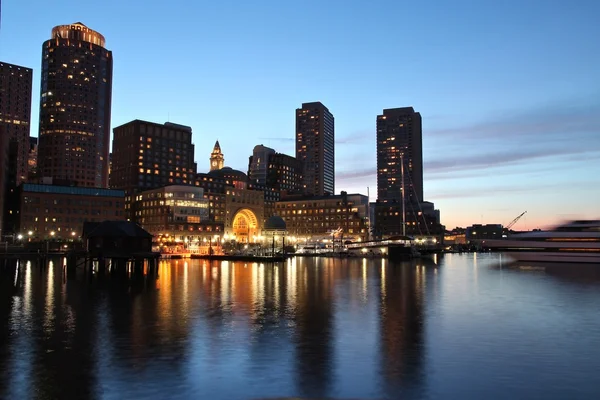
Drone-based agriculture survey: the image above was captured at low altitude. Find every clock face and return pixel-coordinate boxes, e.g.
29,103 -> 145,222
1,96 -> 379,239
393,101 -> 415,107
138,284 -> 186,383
212,161 -> 217,166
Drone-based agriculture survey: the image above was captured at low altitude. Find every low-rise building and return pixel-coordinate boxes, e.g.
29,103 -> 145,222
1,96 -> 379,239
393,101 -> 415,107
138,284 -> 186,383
17,183 -> 125,240
134,185 -> 222,243
466,224 -> 503,241
274,193 -> 369,241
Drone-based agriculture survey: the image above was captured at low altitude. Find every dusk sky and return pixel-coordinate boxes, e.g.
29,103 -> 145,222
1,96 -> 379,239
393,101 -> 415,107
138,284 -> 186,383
1,0 -> 599,229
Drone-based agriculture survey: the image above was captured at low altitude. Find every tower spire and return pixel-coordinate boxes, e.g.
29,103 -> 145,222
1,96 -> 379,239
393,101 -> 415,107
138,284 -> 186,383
210,140 -> 224,171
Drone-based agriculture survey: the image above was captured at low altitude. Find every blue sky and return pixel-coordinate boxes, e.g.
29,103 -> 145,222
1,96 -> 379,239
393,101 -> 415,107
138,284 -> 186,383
1,0 -> 599,228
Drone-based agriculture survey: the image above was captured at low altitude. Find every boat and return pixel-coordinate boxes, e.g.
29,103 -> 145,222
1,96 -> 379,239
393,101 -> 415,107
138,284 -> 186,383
485,220 -> 600,264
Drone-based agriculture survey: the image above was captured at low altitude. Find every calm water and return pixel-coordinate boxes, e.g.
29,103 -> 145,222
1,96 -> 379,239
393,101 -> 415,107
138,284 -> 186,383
2,254 -> 600,399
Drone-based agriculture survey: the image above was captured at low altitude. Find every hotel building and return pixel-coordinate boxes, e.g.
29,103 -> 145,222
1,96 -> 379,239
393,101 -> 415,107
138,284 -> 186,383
110,120 -> 197,220
37,23 -> 113,187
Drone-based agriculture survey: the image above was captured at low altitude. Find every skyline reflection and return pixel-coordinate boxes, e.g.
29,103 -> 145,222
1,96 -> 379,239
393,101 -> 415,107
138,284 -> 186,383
2,254 -> 599,399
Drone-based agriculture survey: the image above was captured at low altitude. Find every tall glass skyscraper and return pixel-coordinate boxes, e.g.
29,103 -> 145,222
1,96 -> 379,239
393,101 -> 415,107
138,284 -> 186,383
295,102 -> 334,196
38,22 -> 113,188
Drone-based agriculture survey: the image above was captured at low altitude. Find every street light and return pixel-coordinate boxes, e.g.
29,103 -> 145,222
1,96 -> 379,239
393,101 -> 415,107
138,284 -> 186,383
50,231 -> 55,237
17,234 -> 23,240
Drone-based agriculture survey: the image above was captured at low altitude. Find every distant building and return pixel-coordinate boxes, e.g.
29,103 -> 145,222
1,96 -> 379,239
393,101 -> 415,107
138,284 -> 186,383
376,107 -> 423,204
0,62 -> 33,187
373,202 -> 444,241
210,140 -> 224,171
17,183 -> 125,240
110,120 -> 197,220
209,166 -> 248,190
296,102 -> 335,196
134,185 -> 222,243
28,136 -> 37,181
248,144 -> 303,194
466,224 -> 503,241
248,144 -> 275,185
37,23 -> 113,188
274,193 -> 369,240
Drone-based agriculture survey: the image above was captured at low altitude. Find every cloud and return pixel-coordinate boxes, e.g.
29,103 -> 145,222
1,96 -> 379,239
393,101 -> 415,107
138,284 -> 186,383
424,147 -> 599,174
336,129 -> 373,145
336,167 -> 376,180
428,100 -> 600,142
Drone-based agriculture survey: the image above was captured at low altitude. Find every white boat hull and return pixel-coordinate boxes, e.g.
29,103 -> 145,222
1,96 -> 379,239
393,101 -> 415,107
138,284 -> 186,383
506,251 -> 600,264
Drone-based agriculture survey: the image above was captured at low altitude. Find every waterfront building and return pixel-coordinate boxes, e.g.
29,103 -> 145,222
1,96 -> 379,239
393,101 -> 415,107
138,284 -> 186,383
210,140 -> 224,171
373,202 -> 444,241
0,62 -> 33,187
376,107 -> 423,204
224,186 -> 264,243
37,23 -> 113,188
466,224 -> 503,241
273,193 -> 369,241
296,102 -> 334,196
110,119 -> 197,220
248,182 -> 280,224
17,182 -> 124,240
134,185 -> 222,248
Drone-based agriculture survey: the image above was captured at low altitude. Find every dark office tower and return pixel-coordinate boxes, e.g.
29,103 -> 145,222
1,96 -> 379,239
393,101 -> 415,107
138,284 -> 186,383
296,102 -> 334,196
110,120 -> 197,220
0,62 -> 33,186
37,22 -> 113,188
376,107 -> 423,204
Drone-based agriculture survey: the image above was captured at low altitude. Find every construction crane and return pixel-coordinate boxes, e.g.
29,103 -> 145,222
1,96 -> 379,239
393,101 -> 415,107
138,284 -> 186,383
505,211 -> 527,230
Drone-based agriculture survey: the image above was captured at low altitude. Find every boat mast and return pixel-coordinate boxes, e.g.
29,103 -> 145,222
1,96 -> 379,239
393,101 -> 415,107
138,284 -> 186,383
400,152 -> 406,237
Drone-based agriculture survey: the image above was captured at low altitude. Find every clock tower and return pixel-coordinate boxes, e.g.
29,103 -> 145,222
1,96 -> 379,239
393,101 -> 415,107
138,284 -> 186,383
210,140 -> 224,171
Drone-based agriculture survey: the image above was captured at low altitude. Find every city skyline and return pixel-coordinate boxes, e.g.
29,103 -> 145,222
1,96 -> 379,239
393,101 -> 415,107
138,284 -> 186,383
1,1 -> 599,228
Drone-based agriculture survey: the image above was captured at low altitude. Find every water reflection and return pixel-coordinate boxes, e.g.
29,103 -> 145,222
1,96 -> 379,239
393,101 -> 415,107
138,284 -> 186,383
1,255 -> 600,399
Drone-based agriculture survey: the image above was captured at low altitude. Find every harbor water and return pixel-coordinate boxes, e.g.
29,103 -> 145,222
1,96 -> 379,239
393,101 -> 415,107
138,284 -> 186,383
2,254 -> 600,399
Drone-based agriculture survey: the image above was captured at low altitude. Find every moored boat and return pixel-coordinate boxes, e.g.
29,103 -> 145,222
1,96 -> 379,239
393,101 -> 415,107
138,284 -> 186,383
485,220 -> 600,264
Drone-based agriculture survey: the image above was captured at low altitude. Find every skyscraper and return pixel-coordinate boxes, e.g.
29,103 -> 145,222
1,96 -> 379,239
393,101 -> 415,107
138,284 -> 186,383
37,22 -> 113,188
0,62 -> 33,186
296,102 -> 334,196
376,107 -> 423,204
110,120 -> 197,220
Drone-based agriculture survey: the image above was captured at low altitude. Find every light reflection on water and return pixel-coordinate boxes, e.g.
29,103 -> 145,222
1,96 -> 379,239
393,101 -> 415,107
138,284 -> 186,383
1,254 -> 600,399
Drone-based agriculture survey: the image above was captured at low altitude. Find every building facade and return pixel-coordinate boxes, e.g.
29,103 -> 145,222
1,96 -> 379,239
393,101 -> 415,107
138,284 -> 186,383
376,107 -> 423,204
296,102 -> 334,196
195,172 -> 227,224
17,183 -> 124,240
248,144 -> 303,195
0,62 -> 33,187
373,202 -> 444,240
0,126 -> 7,238
37,23 -> 113,188
274,193 -> 368,240
110,120 -> 197,220
134,185 -> 222,243
224,186 -> 264,243
28,136 -> 38,181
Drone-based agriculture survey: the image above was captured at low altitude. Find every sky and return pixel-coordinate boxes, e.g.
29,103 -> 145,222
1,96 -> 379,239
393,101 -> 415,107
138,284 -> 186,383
1,0 -> 599,229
